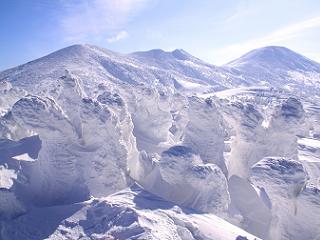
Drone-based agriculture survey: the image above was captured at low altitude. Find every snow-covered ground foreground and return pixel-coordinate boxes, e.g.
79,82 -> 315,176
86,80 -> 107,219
2,184 -> 259,240
1,44 -> 320,239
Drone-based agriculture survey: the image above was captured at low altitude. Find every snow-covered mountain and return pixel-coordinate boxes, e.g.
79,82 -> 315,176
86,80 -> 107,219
1,44 -> 319,95
0,44 -> 320,240
224,46 -> 320,94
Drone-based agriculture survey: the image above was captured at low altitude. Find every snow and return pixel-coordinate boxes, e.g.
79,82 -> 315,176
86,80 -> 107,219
0,165 -> 17,189
228,175 -> 272,238
250,157 -> 320,240
298,136 -> 320,188
0,43 -> 320,239
12,153 -> 36,161
298,137 -> 320,149
138,145 -> 230,214
0,185 -> 259,240
224,46 -> 320,95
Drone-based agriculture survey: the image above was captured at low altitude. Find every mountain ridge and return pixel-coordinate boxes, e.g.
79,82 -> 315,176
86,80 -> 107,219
2,44 -> 320,73
1,44 -> 320,96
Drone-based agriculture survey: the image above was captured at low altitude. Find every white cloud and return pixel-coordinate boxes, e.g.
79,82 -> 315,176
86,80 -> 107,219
107,30 -> 128,43
60,0 -> 149,42
211,16 -> 320,65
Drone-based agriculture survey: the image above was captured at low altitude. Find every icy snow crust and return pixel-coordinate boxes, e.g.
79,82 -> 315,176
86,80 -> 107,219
0,44 -> 320,239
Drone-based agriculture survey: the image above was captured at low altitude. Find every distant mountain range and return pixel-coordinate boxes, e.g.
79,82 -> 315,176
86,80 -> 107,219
1,44 -> 320,95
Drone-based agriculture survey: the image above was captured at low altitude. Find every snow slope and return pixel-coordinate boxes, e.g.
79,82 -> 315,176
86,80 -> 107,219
225,46 -> 320,94
1,184 -> 259,240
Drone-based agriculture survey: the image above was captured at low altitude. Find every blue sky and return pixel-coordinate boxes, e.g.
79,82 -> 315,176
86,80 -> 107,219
1,0 -> 320,70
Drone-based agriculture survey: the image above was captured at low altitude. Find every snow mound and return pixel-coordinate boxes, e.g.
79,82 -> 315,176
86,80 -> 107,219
0,185 -> 259,240
250,157 -> 320,240
223,97 -> 306,179
0,73 -> 140,212
138,145 -> 230,214
251,157 -> 307,197
183,97 -> 228,175
228,175 -> 272,238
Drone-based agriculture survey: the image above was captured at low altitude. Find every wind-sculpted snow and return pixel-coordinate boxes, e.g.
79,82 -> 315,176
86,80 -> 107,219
298,137 -> 320,188
250,157 -> 320,240
0,75 -> 137,211
183,97 -> 228,175
222,102 -> 265,178
263,98 -> 306,160
223,97 -> 306,178
128,85 -> 173,153
228,175 -> 272,239
1,44 -> 320,239
0,135 -> 41,219
0,185 -> 259,240
138,145 -> 230,214
0,81 -> 26,117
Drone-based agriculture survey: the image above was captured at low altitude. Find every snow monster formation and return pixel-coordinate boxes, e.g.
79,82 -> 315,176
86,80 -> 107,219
1,44 -> 320,239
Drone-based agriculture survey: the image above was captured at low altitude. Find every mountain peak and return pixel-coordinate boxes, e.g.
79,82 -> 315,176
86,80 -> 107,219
252,45 -> 291,52
226,45 -> 320,71
130,48 -> 193,61
171,49 -> 193,60
229,46 -> 298,63
49,44 -> 117,58
52,44 -> 94,54
237,46 -> 299,60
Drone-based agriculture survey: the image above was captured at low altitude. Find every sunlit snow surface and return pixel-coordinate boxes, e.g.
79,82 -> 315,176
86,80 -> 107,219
0,44 -> 320,239
1,184 -> 259,240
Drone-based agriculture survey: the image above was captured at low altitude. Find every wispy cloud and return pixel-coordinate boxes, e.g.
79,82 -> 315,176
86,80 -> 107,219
212,16 -> 320,64
224,0 -> 253,24
107,30 -> 128,43
60,0 -> 150,42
